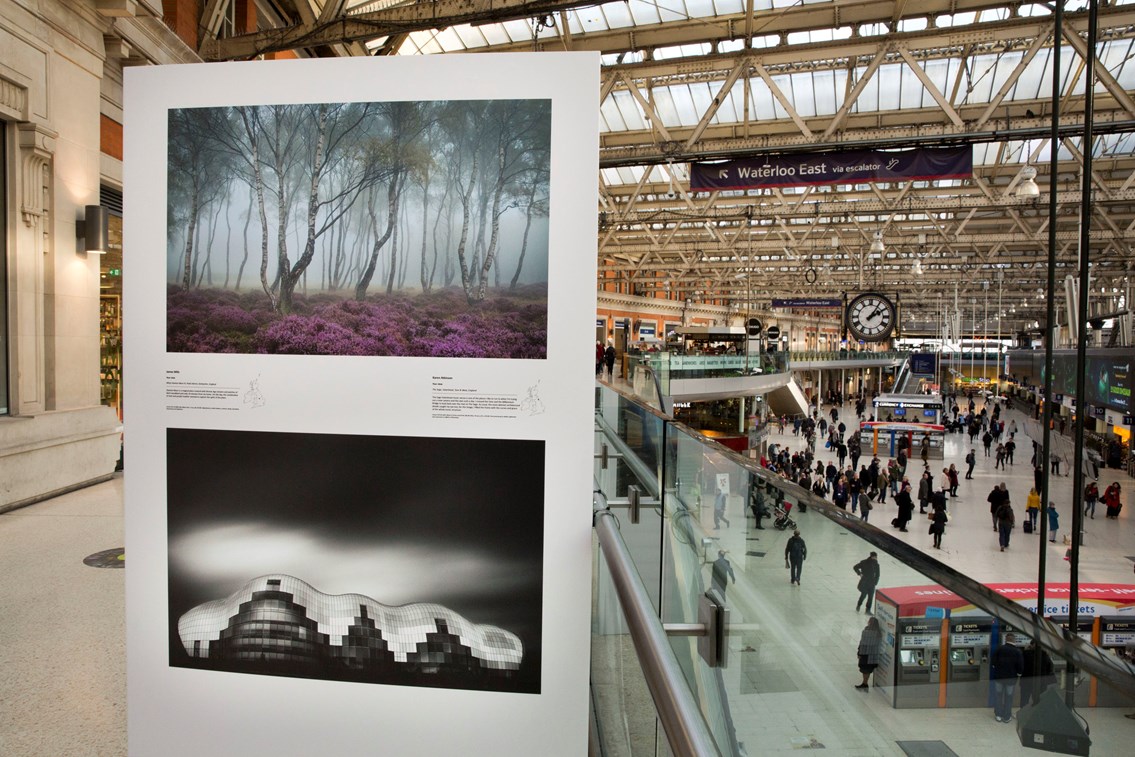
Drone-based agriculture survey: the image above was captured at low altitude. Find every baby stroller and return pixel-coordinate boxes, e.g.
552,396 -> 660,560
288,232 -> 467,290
773,501 -> 797,531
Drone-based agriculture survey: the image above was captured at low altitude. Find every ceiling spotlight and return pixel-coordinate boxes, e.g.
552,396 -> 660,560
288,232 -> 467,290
869,231 -> 885,255
1016,165 -> 1040,198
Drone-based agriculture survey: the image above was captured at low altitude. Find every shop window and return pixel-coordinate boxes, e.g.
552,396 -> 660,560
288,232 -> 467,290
99,201 -> 122,420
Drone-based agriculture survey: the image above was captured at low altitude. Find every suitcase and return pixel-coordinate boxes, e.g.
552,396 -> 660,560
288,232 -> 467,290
1023,520 -> 1033,534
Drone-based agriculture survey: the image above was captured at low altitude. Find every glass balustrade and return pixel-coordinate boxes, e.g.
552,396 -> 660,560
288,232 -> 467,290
594,381 -> 1135,757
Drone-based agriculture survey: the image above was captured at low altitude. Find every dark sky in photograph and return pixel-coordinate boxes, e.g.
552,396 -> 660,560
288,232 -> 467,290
167,428 -> 544,679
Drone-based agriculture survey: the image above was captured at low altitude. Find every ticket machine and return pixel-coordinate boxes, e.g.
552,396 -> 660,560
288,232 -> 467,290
893,619 -> 942,708
1094,617 -> 1135,707
1049,616 -> 1093,707
946,618 -> 992,707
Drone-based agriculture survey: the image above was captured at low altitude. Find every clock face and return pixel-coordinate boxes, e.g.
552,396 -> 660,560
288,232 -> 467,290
847,293 -> 896,341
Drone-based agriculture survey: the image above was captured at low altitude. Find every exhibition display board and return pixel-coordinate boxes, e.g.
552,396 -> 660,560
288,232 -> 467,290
124,54 -> 598,755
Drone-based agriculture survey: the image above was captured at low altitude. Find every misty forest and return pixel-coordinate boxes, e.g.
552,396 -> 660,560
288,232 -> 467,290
166,99 -> 551,358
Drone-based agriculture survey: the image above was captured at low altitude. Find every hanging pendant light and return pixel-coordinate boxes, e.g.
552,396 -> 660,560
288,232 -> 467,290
1016,165 -> 1040,198
869,230 -> 885,255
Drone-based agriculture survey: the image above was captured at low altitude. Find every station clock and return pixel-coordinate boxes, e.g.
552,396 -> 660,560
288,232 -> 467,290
846,292 -> 896,342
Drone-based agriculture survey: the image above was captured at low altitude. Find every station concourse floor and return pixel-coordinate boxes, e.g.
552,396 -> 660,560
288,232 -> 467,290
3,395 -> 1135,755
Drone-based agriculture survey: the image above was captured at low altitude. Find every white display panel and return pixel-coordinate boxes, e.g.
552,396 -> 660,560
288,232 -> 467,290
124,53 -> 598,756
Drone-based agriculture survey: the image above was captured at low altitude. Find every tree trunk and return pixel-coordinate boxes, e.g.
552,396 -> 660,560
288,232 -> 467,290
277,104 -> 330,315
419,178 -> 431,293
236,186 -> 253,291
510,188 -> 537,290
223,195 -> 233,289
238,108 -> 275,309
355,172 -> 401,301
455,153 -> 477,302
181,193 -> 199,290
477,145 -> 507,301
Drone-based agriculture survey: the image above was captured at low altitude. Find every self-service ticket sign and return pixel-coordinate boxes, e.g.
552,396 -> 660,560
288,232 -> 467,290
1101,618 -> 1135,647
877,583 -> 1135,618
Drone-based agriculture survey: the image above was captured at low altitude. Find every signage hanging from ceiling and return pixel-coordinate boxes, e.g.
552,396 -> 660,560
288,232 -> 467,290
690,146 -> 973,191
771,298 -> 843,309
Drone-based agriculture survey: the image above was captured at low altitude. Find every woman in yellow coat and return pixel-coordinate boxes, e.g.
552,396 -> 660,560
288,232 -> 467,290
1025,488 -> 1041,533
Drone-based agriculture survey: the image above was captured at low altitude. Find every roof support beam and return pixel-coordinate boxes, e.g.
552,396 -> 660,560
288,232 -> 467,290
897,46 -> 965,128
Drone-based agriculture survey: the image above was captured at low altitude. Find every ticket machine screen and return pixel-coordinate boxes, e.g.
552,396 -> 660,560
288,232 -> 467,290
950,649 -> 972,664
900,650 -> 921,665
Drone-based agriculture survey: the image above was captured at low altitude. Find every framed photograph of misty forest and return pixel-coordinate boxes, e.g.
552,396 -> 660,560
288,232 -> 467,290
166,100 -> 551,359
124,53 -> 597,757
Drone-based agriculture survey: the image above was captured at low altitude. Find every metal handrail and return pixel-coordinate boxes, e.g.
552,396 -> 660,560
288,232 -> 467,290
593,503 -> 722,757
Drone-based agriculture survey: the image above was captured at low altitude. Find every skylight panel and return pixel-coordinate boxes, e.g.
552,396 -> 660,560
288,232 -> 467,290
721,81 -> 745,121
671,85 -> 701,127
714,0 -> 745,13
602,3 -> 635,29
453,25 -> 488,50
971,143 -> 999,166
577,9 -> 611,33
939,11 -> 976,27
686,0 -> 718,18
649,88 -> 682,127
600,98 -> 629,132
748,77 -> 776,120
751,34 -> 780,49
812,69 -> 838,115
628,1 -> 663,25
964,57 -> 997,103
610,90 -> 648,130
1101,39 -> 1135,89
897,17 -> 928,33
655,43 -> 713,60
1017,3 -> 1051,17
719,39 -> 746,54
916,58 -> 952,108
852,69 -> 880,113
877,63 -> 903,110
977,7 -> 1011,22
500,19 -> 535,44
401,30 -> 440,54
791,72 -> 818,117
478,23 -> 512,46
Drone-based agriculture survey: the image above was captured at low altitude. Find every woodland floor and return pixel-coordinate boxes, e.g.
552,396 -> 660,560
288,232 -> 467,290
167,284 -> 548,359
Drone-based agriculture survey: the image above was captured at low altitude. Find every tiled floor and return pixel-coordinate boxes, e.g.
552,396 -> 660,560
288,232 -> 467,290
3,392 -> 1134,756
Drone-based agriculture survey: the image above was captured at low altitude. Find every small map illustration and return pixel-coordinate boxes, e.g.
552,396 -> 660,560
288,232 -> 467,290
519,382 -> 545,416
243,376 -> 265,409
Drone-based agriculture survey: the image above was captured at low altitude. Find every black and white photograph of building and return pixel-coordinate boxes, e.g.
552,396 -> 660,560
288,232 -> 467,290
167,428 -> 544,694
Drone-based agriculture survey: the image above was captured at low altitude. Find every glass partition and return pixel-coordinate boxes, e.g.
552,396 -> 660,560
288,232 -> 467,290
594,381 -> 1135,756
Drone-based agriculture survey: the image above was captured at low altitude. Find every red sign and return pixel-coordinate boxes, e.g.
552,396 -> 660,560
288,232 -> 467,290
877,583 -> 1135,618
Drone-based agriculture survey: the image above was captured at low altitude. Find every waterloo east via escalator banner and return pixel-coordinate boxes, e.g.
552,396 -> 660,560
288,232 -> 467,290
690,146 -> 972,191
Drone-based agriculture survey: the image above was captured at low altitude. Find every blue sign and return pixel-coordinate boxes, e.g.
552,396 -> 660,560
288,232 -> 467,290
692,146 -> 973,191
910,352 -> 938,375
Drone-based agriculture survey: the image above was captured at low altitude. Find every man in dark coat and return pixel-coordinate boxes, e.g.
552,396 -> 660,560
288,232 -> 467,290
965,449 -> 977,479
711,550 -> 736,599
991,636 -> 1025,723
853,552 -> 880,612
785,529 -> 807,585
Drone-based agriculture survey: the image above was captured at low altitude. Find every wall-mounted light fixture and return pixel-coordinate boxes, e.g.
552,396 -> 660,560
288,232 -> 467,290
78,204 -> 109,254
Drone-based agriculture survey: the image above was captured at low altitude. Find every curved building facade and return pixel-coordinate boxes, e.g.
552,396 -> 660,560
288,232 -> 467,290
177,574 -> 523,686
